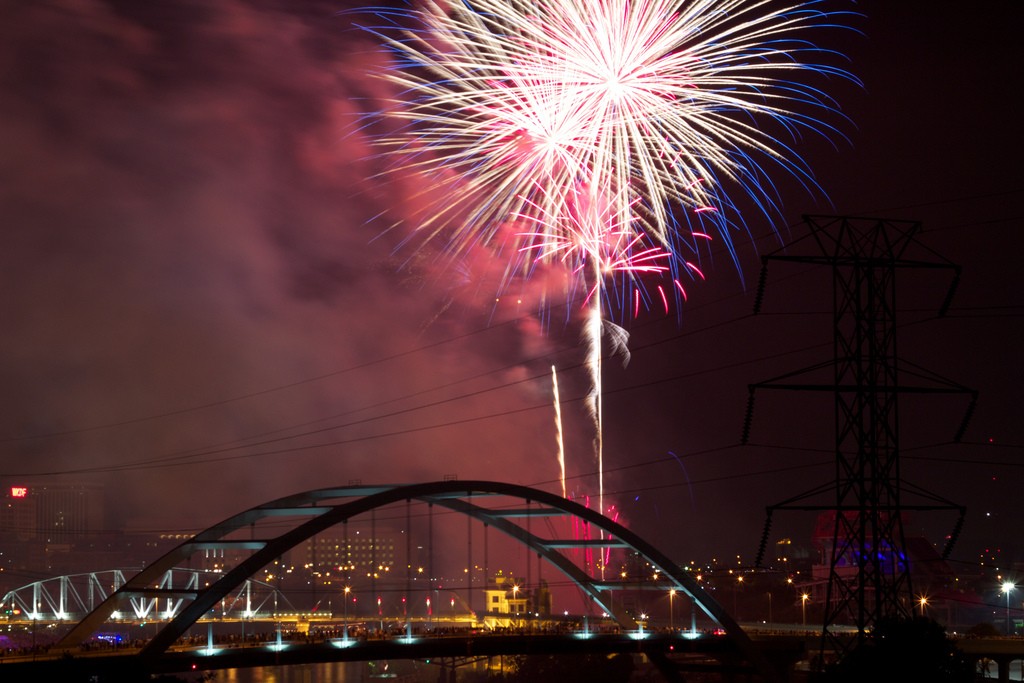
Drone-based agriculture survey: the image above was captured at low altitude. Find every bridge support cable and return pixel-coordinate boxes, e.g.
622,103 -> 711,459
483,521 -> 489,614
526,498 -> 531,595
428,502 -> 435,619
53,481 -> 778,681
371,507 -> 377,626
466,490 -> 473,616
405,498 -> 411,629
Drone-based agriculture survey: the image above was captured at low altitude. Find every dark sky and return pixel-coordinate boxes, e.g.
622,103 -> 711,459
1,0 -> 1021,579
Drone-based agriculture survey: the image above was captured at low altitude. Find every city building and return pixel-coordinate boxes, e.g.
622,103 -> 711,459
481,570 -> 551,628
0,482 -> 107,591
0,482 -> 104,543
290,532 -> 398,586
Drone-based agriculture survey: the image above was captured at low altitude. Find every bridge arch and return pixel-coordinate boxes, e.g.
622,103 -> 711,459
56,480 -> 769,674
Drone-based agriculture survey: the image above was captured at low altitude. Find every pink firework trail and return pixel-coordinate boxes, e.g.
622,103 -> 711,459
516,182 -> 699,523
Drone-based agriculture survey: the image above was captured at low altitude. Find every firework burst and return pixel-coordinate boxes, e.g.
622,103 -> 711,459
367,0 -> 852,274
361,0 -> 854,512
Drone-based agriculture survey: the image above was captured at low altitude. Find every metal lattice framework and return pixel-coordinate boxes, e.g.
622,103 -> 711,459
1,569 -> 281,622
744,215 -> 974,655
54,480 -> 773,678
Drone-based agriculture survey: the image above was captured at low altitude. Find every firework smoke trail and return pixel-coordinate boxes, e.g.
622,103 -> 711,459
364,0 -> 853,516
584,300 -> 603,518
551,365 -> 566,499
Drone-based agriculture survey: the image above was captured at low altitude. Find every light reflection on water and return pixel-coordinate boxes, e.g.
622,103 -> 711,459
204,657 -> 1024,683
209,660 -> 424,683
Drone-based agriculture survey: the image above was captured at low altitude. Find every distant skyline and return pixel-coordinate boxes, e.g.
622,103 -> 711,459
1,0 -> 1021,586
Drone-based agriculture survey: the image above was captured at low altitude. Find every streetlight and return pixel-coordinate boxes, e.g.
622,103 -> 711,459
1002,581 -> 1015,635
343,586 -> 351,640
801,594 -> 809,627
918,595 -> 927,617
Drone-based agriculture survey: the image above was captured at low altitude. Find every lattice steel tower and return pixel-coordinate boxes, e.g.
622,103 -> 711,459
743,215 -> 974,654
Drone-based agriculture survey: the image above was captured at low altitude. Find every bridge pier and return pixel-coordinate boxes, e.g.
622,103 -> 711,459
957,638 -> 1024,683
647,651 -> 686,683
988,655 -> 1013,683
961,653 -> 1019,683
437,660 -> 456,683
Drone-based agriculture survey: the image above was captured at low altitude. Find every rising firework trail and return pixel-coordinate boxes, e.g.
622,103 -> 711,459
519,184 -> 656,515
362,0 -> 854,514
551,365 -> 566,499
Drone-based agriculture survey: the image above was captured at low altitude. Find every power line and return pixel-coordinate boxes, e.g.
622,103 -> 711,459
6,206 -> 1015,479
6,316 -> 829,476
0,314 -> 532,443
8,300 -> 999,478
5,211 -> 1015,449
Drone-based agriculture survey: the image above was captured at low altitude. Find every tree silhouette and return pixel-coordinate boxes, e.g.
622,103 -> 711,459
824,616 -> 972,683
503,652 -> 634,683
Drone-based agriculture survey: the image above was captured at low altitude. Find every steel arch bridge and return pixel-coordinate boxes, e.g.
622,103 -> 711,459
54,480 -> 772,677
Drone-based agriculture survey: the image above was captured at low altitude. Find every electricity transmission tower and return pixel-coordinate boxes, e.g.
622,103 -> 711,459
743,215 -> 975,655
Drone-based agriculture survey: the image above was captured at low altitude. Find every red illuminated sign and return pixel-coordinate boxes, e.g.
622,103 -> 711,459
10,487 -> 27,498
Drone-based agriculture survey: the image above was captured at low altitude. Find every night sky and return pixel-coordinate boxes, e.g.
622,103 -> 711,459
1,0 -> 1021,580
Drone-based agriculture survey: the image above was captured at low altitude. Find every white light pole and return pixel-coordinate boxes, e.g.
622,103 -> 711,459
344,586 -> 351,641
669,589 -> 676,632
1003,582 -> 1015,635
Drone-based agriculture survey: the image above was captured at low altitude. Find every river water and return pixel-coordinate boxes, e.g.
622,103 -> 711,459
208,659 -> 441,683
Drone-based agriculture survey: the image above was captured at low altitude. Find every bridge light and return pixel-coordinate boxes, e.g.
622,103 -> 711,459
1002,581 -> 1016,634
